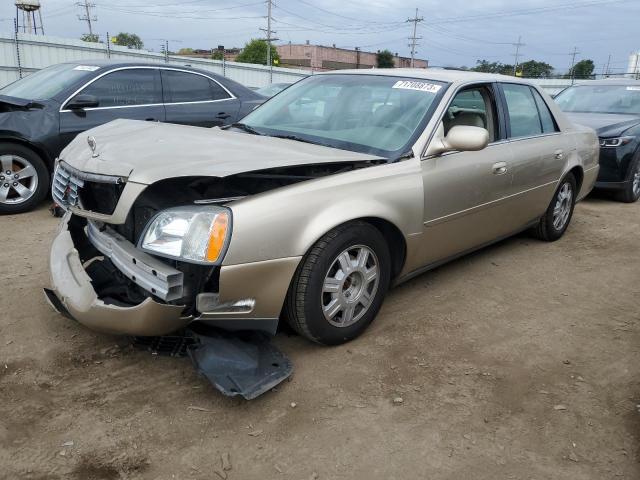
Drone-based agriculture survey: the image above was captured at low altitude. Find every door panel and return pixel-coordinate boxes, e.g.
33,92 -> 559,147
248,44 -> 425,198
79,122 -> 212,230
419,142 -> 514,266
161,70 -> 241,127
500,83 -> 567,224
59,68 -> 164,148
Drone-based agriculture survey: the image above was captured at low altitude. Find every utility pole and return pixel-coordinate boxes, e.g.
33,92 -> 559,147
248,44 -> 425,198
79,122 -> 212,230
602,54 -> 611,78
406,8 -> 423,68
512,36 -> 525,76
259,0 -> 278,83
76,1 -> 96,36
569,46 -> 580,84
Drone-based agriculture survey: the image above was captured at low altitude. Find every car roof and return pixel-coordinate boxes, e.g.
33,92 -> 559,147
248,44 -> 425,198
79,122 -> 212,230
574,78 -> 640,86
55,60 -> 262,99
318,68 -> 535,86
59,59 -> 213,74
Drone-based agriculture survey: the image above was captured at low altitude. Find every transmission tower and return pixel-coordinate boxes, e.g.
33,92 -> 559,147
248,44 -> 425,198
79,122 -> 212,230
512,36 -> 525,75
406,8 -> 423,68
77,1 -> 97,35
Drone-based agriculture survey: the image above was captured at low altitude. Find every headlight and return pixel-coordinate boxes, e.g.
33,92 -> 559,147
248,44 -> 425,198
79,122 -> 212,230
140,206 -> 231,264
599,136 -> 634,148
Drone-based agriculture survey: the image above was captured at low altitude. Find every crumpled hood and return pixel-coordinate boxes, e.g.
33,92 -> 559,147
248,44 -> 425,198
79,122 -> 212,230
60,119 -> 380,184
564,112 -> 640,137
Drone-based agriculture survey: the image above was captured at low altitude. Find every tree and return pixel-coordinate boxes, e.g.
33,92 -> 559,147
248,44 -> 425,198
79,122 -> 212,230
113,32 -> 144,50
376,50 -> 394,68
81,33 -> 101,43
518,60 -> 554,78
568,59 -> 595,79
471,60 -> 514,75
235,39 -> 280,66
177,48 -> 194,55
212,50 -> 224,60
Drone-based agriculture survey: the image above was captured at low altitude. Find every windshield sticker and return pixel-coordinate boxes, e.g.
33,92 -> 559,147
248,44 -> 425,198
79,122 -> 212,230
626,86 -> 640,91
73,65 -> 100,72
392,80 -> 441,93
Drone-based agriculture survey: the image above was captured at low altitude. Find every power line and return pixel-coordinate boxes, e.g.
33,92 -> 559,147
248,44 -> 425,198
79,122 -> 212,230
76,1 -> 97,35
406,8 -> 423,67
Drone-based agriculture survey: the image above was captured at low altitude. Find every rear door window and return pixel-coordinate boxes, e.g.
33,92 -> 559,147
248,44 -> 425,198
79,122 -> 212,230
531,88 -> 559,134
502,83 -> 543,138
162,70 -> 230,103
76,68 -> 162,107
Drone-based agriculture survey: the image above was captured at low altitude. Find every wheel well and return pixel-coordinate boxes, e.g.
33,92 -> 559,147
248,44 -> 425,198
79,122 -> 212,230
0,139 -> 51,169
568,166 -> 583,193
359,217 -> 407,280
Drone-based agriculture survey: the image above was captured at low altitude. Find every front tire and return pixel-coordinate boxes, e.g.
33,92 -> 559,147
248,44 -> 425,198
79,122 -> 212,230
615,155 -> 640,203
532,172 -> 576,242
0,144 -> 49,215
285,222 -> 391,345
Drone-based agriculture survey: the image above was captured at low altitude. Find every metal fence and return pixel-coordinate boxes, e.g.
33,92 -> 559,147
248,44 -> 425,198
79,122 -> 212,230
0,31 -> 309,89
0,30 -> 609,95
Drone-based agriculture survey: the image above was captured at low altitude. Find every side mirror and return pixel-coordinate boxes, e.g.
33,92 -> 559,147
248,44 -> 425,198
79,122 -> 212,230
431,125 -> 489,155
66,94 -> 99,110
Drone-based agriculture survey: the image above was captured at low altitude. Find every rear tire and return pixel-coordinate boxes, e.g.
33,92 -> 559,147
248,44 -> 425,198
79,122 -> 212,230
0,144 -> 49,215
615,155 -> 640,203
285,222 -> 391,345
531,173 -> 576,242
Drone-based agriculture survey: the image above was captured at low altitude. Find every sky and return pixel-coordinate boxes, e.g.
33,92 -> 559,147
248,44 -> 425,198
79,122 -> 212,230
3,0 -> 640,75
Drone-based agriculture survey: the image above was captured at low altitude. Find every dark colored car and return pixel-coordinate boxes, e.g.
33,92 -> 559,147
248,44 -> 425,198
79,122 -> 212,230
0,61 -> 264,214
555,79 -> 640,202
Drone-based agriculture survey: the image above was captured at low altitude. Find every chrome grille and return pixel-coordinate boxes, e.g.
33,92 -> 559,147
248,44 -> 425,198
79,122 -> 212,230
51,161 -> 125,214
52,163 -> 83,210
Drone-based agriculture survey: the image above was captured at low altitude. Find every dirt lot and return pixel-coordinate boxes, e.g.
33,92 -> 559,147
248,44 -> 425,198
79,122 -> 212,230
1,196 -> 639,480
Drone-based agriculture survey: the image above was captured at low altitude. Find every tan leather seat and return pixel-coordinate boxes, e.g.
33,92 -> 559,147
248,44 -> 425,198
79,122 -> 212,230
445,111 -> 485,131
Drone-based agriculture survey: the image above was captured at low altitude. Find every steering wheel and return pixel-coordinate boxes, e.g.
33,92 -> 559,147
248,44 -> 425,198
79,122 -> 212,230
386,122 -> 412,136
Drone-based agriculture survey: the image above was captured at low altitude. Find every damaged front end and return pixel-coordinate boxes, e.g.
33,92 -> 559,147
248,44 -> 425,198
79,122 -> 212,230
45,157 -> 378,337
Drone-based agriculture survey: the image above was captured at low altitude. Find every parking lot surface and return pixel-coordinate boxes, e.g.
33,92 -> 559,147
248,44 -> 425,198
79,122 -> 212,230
1,195 -> 638,480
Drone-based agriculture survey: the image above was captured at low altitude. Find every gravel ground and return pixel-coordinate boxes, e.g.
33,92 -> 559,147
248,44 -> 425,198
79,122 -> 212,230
0,195 -> 638,480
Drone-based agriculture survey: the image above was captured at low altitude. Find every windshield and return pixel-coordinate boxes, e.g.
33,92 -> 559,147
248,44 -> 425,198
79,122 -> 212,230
241,74 -> 447,158
555,84 -> 640,115
0,63 -> 98,100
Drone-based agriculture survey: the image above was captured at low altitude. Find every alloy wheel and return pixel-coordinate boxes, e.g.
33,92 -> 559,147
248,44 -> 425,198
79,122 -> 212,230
0,154 -> 38,205
552,182 -> 573,231
321,245 -> 380,328
633,162 -> 640,198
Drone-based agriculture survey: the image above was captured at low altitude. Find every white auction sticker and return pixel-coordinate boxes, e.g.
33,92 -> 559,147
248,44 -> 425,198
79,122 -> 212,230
392,80 -> 441,93
626,86 -> 640,91
73,65 -> 100,72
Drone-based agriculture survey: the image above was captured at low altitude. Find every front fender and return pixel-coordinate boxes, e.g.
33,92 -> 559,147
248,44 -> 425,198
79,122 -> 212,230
223,159 -> 424,266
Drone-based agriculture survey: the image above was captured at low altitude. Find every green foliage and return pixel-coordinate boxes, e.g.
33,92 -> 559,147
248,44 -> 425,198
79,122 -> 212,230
376,50 -> 395,68
568,59 -> 595,79
80,33 -> 101,43
113,32 -> 144,50
518,60 -> 554,78
471,60 -> 514,75
236,39 -> 280,65
212,50 -> 224,60
177,48 -> 194,55
471,59 -> 555,77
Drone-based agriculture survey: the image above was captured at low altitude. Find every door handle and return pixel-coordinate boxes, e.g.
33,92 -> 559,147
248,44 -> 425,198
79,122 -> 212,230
492,162 -> 508,175
145,118 -> 157,122
216,112 -> 231,119
555,150 -> 564,160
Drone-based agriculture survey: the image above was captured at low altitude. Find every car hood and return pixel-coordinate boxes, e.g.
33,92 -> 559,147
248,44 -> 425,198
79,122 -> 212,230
60,119 -> 381,184
564,112 -> 640,137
